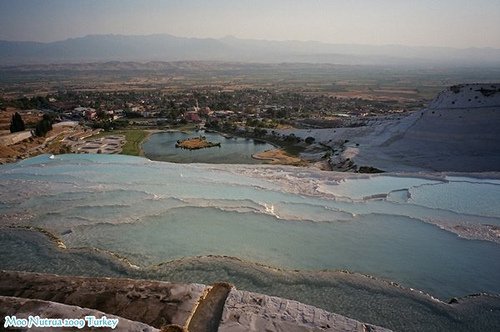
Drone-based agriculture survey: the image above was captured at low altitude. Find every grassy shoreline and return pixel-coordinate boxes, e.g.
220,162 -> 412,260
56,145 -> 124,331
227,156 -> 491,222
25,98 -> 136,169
122,129 -> 150,156
90,129 -> 150,156
90,127 -> 311,167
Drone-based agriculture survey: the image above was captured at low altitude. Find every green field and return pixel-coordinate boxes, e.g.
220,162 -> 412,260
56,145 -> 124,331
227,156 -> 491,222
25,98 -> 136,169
119,130 -> 149,156
91,129 -> 149,156
121,129 -> 148,156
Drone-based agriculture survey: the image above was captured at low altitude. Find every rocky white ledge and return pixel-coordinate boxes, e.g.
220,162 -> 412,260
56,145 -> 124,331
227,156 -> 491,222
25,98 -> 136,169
0,296 -> 159,332
0,270 -> 390,332
220,289 -> 390,332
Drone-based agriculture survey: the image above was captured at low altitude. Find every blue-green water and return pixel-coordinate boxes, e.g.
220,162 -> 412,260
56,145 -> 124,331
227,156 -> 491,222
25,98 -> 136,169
142,131 -> 275,163
63,206 -> 500,298
1,154 -> 500,331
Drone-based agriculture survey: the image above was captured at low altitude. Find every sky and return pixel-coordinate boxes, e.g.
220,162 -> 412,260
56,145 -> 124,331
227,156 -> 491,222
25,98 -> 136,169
0,0 -> 499,48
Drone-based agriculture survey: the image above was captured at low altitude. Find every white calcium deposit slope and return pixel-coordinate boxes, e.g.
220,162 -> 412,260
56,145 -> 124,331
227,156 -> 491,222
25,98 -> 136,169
280,84 -> 500,172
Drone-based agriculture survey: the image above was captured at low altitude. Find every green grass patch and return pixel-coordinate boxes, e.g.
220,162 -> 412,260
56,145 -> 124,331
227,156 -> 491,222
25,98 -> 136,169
89,129 -> 148,156
119,130 -> 148,156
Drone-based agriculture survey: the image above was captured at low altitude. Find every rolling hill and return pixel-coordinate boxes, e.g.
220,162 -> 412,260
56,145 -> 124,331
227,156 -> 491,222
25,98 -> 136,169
1,34 -> 500,66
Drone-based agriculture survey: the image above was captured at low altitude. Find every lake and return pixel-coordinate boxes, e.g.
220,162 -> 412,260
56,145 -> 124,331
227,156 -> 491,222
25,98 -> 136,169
142,131 -> 275,163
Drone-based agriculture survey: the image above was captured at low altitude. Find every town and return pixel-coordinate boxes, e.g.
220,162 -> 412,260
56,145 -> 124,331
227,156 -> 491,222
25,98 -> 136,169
0,86 -> 423,166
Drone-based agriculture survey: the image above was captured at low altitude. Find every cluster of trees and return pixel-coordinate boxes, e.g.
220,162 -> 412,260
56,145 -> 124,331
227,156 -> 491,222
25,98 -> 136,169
91,119 -> 128,131
205,119 -> 236,132
252,128 -> 267,138
245,118 -> 278,129
10,112 -> 55,137
5,96 -> 51,110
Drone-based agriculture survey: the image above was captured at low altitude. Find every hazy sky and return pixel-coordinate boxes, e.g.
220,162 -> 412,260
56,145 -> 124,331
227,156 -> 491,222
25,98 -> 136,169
1,0 -> 499,48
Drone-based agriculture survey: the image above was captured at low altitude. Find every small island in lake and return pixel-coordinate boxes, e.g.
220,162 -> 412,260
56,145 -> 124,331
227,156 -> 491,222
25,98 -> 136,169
175,136 -> 221,150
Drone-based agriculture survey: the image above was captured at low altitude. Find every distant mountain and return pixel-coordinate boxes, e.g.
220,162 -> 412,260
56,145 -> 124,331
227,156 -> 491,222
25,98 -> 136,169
1,34 -> 500,66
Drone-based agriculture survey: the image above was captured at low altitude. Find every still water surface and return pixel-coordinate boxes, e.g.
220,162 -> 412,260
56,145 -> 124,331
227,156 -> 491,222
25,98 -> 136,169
142,131 -> 274,163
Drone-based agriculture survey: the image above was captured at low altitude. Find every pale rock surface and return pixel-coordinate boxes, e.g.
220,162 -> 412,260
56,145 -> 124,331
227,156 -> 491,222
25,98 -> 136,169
0,270 -> 206,328
0,295 -> 159,331
0,271 -> 393,331
278,84 -> 500,172
0,130 -> 32,146
219,289 -> 391,332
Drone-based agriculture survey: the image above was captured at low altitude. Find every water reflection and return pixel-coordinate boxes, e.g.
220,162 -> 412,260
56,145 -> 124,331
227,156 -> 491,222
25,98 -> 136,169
142,131 -> 275,163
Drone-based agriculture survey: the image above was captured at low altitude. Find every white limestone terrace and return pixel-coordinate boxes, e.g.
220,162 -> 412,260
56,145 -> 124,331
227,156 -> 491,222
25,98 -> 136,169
0,270 -> 390,332
219,289 -> 390,332
278,83 -> 500,172
0,296 -> 160,332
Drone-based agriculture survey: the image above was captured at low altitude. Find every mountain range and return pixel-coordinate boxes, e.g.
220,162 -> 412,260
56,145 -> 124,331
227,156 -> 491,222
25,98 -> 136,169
1,34 -> 500,66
